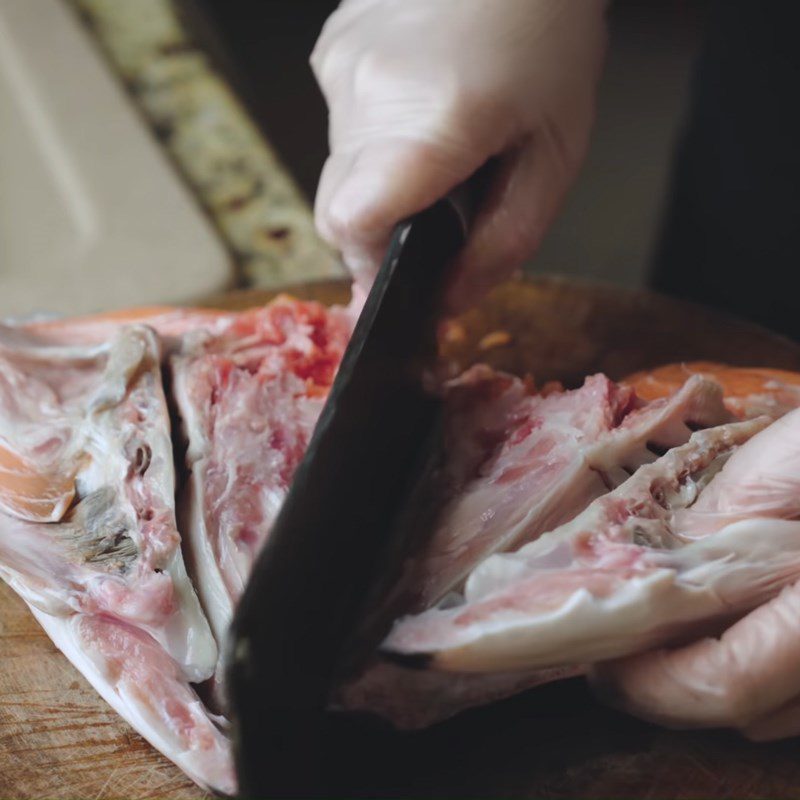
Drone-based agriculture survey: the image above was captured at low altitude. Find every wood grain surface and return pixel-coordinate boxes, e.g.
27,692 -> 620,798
3,275 -> 800,799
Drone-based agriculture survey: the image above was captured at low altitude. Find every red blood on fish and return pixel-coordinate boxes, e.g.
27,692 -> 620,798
171,296 -> 356,653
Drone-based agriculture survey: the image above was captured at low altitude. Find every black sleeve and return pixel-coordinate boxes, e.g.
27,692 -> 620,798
650,0 -> 800,341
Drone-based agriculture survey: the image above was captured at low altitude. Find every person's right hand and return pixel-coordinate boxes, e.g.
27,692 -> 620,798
311,0 -> 608,311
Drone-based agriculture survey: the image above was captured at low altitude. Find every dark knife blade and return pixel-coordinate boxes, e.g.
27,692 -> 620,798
226,194 -> 468,798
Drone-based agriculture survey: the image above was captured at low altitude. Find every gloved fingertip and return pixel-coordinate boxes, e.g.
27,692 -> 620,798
314,152 -> 360,244
347,251 -> 382,291
323,167 -> 395,255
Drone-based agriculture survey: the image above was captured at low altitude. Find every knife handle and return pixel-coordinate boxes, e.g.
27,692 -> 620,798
441,158 -> 498,238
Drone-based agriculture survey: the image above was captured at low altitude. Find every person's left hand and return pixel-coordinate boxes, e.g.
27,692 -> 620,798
590,410 -> 800,740
591,580 -> 800,740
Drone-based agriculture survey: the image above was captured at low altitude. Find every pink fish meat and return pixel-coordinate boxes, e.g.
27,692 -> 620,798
383,414 -> 800,674
388,368 -> 732,614
6,292 -> 800,787
0,323 -> 233,793
171,297 -> 354,648
340,369 -> 732,727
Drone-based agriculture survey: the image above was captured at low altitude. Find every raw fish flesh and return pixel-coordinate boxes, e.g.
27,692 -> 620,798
383,414 -> 800,674
171,297 -> 354,649
389,368 -> 731,613
22,306 -> 233,347
625,361 -> 800,420
340,369 -> 731,727
6,289 -> 800,789
0,323 -> 233,793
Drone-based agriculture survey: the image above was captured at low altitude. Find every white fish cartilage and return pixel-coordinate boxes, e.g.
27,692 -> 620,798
391,370 -> 732,614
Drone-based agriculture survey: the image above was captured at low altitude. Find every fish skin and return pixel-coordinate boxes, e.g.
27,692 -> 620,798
624,361 -> 800,420
21,305 -> 232,347
333,659 -> 583,730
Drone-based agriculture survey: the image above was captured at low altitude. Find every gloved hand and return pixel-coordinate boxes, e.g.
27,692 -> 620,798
592,584 -> 800,741
591,410 -> 800,741
311,0 -> 608,310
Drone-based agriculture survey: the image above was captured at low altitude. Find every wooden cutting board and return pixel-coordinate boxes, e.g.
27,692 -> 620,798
4,275 -> 800,799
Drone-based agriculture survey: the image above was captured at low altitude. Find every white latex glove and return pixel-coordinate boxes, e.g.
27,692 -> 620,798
311,0 -> 608,310
591,410 -> 800,741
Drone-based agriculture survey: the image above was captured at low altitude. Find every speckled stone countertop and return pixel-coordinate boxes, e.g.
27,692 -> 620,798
69,0 -> 344,289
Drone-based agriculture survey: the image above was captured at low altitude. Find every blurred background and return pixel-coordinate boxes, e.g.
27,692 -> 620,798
0,0 -> 708,316
192,0 -> 706,289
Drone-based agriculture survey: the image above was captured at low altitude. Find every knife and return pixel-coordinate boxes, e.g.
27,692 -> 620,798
226,180 -> 478,798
